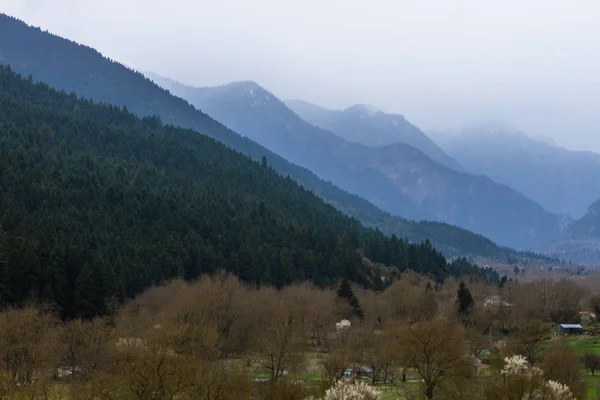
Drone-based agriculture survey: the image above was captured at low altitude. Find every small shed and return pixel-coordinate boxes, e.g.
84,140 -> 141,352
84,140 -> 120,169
343,365 -> 374,378
557,323 -> 584,335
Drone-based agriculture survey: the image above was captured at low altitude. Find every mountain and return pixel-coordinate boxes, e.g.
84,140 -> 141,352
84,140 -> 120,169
436,121 -> 600,218
143,76 -> 423,219
567,199 -> 600,239
148,73 -> 562,250
285,99 -> 463,171
549,199 -> 600,266
0,13 -> 560,264
0,65 -> 502,318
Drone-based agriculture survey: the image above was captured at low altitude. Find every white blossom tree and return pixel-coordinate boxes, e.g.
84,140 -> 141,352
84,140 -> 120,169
323,378 -> 381,400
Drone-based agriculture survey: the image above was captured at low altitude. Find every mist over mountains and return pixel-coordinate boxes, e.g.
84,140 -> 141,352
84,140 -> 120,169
434,122 -> 600,219
147,73 -> 568,251
0,12 -> 558,268
1,12 -> 599,266
284,99 -> 463,171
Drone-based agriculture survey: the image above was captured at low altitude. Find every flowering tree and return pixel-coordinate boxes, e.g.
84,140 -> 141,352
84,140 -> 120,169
323,378 -> 381,400
335,320 -> 351,332
487,355 -> 576,400
542,380 -> 576,400
500,355 -> 543,377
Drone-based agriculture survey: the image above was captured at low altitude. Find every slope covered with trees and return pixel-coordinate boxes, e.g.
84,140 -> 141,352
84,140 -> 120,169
147,74 -> 561,251
0,13 -> 558,264
0,66 -> 497,319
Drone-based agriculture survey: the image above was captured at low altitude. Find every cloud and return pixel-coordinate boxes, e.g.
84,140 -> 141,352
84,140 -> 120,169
3,0 -> 600,151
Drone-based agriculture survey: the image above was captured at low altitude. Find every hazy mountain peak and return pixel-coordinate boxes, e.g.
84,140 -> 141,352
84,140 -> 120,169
590,199 -> 600,216
286,99 -> 463,171
532,134 -> 559,147
440,119 -> 600,219
461,119 -> 525,139
223,80 -> 261,92
345,103 -> 381,116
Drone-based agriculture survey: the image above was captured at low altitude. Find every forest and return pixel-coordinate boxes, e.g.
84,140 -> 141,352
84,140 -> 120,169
0,66 -> 497,319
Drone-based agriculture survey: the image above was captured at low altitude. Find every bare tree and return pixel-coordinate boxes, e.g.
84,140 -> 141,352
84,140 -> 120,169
250,289 -> 304,381
0,307 -> 59,388
512,319 -> 548,366
59,317 -> 112,379
400,317 -> 474,400
542,340 -> 584,398
583,351 -> 600,376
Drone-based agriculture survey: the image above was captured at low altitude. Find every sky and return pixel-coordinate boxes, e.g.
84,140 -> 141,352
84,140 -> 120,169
3,0 -> 600,152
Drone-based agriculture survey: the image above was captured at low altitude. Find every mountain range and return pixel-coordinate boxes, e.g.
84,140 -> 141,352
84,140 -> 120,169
1,64 -> 507,316
147,73 -> 564,250
549,198 -> 600,266
1,12 -> 593,266
433,121 -> 600,219
284,99 -> 463,171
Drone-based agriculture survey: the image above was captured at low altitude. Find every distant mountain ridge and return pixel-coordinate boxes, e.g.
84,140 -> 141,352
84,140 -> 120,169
285,98 -> 463,171
147,73 -> 564,250
549,198 -> 600,266
436,121 -> 600,218
568,199 -> 600,239
0,12 -> 558,265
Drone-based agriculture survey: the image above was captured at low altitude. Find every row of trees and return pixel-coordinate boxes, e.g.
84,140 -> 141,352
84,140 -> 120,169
0,66 -> 497,319
1,270 -> 597,399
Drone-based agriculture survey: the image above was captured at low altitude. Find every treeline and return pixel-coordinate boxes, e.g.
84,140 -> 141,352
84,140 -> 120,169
0,66 -> 497,318
0,272 -> 596,399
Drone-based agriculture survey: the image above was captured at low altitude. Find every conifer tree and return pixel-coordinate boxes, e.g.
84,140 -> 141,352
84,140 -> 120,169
456,280 -> 474,318
337,279 -> 364,319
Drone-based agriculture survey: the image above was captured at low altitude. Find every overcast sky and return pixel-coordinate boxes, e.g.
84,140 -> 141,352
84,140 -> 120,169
4,0 -> 600,151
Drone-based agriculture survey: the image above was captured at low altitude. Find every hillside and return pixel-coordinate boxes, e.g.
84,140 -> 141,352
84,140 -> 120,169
569,199 -> 600,239
437,121 -> 600,218
285,98 -> 463,171
149,74 -> 562,250
0,66 -> 503,318
0,13 -> 559,263
546,199 -> 600,266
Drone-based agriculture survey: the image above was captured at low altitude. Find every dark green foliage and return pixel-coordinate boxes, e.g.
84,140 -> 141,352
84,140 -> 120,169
0,67 -> 496,319
336,279 -> 354,300
456,281 -> 474,318
499,275 -> 508,288
0,12 -> 559,266
336,279 -> 364,319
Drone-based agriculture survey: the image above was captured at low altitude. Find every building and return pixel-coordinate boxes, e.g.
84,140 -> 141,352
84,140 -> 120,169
556,323 -> 584,335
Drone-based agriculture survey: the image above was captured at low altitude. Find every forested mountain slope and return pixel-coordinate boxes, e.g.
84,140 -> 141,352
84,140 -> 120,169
149,74 -> 561,250
0,13 -> 558,264
0,67 -> 498,319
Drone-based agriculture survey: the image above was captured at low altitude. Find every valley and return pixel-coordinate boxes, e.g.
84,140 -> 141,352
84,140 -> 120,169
0,6 -> 599,400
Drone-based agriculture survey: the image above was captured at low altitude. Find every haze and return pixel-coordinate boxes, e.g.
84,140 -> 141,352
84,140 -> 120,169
4,0 -> 600,152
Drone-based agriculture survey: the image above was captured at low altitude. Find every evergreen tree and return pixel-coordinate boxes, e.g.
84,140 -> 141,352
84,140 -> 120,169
456,280 -> 474,318
337,278 -> 354,300
337,279 -> 364,319
499,275 -> 508,288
